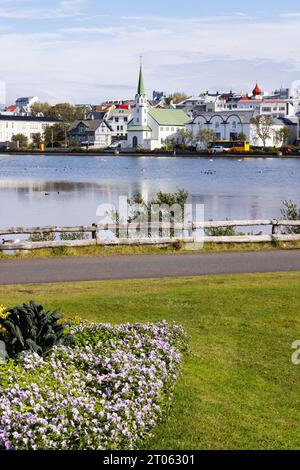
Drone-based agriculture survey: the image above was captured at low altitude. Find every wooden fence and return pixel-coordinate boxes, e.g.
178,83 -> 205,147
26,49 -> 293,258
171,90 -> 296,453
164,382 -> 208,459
0,219 -> 300,251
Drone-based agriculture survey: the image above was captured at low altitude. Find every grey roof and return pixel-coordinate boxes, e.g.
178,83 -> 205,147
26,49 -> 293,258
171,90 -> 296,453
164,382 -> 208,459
192,110 -> 256,124
0,115 -> 61,123
69,119 -> 113,133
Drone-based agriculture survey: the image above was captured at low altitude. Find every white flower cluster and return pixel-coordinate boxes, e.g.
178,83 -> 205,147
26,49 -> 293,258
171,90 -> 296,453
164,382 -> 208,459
0,321 -> 188,450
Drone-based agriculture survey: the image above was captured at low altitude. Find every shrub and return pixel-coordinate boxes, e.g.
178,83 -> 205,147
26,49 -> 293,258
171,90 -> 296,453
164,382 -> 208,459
0,301 -> 74,357
29,232 -> 56,243
60,232 -> 88,241
0,320 -> 188,450
281,200 -> 300,234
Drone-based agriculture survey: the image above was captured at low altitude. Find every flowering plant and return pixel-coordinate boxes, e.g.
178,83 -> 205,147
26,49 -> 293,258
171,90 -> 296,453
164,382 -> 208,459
0,320 -> 188,450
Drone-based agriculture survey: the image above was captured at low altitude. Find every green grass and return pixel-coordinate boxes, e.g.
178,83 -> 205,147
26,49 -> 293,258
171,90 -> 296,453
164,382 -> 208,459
1,240 -> 300,259
1,272 -> 300,450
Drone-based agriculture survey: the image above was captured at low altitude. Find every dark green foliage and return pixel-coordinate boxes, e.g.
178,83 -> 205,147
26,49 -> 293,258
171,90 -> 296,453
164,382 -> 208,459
0,301 -> 74,357
281,200 -> 300,234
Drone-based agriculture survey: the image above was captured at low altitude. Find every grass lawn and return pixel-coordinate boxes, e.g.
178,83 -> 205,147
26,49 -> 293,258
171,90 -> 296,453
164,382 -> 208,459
0,272 -> 300,450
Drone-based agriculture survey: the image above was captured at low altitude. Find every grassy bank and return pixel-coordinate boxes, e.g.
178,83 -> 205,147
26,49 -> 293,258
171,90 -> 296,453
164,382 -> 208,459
1,272 -> 299,449
1,240 -> 300,259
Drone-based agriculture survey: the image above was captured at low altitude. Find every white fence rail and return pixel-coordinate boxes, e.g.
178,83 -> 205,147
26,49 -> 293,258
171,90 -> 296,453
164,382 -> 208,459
0,220 -> 300,251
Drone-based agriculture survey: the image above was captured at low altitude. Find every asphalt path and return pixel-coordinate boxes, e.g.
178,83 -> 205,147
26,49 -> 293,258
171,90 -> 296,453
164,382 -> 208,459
0,250 -> 299,285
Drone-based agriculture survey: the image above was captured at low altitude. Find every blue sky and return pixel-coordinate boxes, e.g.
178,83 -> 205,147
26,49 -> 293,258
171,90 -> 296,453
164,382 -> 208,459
1,0 -> 300,103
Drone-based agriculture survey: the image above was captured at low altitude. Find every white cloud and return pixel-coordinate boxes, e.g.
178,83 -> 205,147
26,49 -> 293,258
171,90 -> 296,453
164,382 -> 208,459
0,0 -> 88,19
1,13 -> 300,103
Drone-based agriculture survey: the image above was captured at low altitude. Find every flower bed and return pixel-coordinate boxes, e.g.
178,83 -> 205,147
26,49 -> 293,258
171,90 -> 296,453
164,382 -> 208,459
0,320 -> 188,450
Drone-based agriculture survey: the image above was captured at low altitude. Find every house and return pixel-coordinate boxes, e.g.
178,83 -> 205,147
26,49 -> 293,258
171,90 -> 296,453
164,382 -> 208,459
68,118 -> 113,148
123,65 -> 190,150
106,107 -> 133,140
188,111 -> 289,148
15,96 -> 39,112
0,115 -> 61,144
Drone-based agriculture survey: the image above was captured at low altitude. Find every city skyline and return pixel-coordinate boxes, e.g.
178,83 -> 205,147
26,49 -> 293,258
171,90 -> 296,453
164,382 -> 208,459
1,0 -> 300,103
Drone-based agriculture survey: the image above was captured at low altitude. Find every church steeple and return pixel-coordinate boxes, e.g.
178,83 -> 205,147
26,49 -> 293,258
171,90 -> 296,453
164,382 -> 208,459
137,64 -> 145,96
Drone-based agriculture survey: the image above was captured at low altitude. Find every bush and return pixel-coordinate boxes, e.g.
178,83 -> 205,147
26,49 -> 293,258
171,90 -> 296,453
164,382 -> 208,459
0,320 -> 188,450
0,301 -> 74,357
29,232 -> 56,243
281,200 -> 300,234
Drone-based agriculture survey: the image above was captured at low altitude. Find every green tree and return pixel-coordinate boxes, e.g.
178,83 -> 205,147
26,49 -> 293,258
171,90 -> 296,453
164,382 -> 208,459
43,124 -> 66,147
274,127 -> 293,147
238,132 -> 248,142
31,133 -> 43,147
11,134 -> 28,150
30,102 -> 51,117
165,92 -> 188,106
196,128 -> 217,149
48,103 -> 86,124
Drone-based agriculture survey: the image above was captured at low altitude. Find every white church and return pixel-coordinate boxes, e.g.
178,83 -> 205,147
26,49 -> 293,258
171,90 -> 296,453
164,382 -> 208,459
123,65 -> 190,150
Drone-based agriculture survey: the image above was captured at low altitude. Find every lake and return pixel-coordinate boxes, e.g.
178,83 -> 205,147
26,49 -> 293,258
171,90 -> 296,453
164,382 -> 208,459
0,154 -> 299,227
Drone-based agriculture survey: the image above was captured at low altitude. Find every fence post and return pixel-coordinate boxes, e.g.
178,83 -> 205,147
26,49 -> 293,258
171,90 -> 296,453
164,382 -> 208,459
272,219 -> 280,240
95,223 -> 102,245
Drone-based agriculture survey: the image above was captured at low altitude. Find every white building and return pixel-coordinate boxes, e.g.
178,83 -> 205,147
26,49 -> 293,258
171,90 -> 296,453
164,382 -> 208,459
0,115 -> 61,144
124,66 -> 190,150
107,107 -> 133,139
189,111 -> 289,148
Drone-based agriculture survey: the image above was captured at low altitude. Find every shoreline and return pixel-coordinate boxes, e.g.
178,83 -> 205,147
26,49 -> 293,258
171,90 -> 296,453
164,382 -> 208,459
1,151 -> 300,159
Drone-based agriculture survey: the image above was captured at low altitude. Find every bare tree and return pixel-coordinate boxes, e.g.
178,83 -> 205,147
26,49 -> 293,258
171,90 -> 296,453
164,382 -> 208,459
250,115 -> 274,147
177,129 -> 193,147
195,129 -> 217,150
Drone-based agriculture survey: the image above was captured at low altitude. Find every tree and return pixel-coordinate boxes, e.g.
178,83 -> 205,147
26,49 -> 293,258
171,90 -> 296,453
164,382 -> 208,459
238,132 -> 247,142
30,102 -> 51,117
11,134 -> 28,150
165,92 -> 188,106
274,127 -> 293,147
48,103 -> 86,124
250,115 -> 274,147
177,129 -> 194,147
31,133 -> 43,147
195,129 -> 217,149
43,124 -> 66,147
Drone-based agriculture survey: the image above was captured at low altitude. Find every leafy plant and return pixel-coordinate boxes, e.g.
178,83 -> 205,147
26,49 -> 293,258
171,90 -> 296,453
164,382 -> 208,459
281,200 -> 300,234
60,232 -> 88,241
28,232 -> 56,242
0,301 -> 74,357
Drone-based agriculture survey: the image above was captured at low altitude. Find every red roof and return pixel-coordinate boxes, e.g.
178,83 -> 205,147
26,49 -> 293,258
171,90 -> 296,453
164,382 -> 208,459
252,83 -> 262,96
7,105 -> 17,112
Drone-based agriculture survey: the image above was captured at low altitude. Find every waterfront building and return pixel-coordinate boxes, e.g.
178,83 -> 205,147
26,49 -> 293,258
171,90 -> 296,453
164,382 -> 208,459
0,115 -> 60,144
124,66 -> 190,150
68,117 -> 113,148
106,107 -> 133,140
188,110 -> 291,148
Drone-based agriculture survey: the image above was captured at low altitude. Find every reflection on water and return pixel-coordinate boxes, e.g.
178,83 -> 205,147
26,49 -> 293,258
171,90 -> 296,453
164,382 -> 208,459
0,154 -> 299,227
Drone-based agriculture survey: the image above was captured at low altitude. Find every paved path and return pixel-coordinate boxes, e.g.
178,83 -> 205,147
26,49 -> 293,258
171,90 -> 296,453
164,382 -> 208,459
0,250 -> 300,285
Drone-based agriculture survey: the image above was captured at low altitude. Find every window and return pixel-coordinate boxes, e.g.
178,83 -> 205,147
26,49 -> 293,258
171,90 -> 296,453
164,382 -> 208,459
115,117 -> 119,122
124,117 -> 128,122
171,127 -> 174,132
166,127 -> 169,131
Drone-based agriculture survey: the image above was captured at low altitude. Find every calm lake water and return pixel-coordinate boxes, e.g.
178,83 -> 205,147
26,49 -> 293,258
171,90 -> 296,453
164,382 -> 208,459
0,154 -> 299,227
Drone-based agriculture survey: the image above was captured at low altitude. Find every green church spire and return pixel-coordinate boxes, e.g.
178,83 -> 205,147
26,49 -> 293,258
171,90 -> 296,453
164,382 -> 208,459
137,64 -> 145,96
